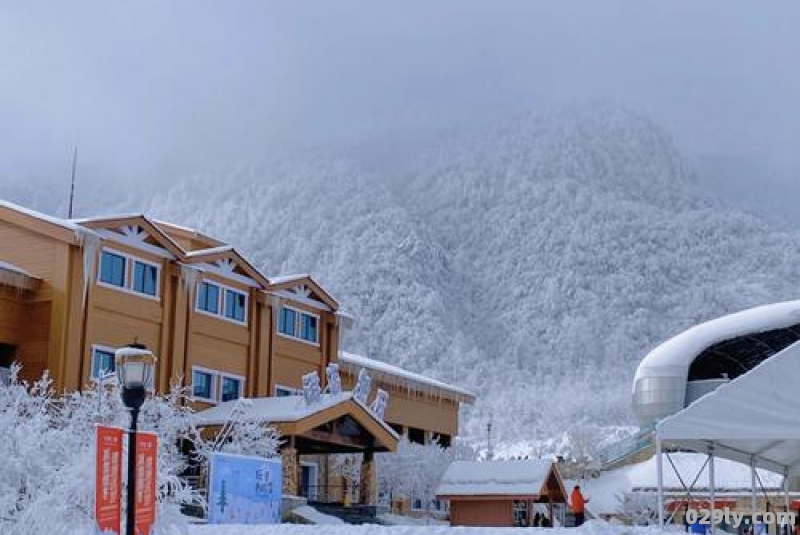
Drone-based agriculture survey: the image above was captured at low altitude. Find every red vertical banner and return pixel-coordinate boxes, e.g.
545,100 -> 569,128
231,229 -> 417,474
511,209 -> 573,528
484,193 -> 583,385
135,432 -> 158,535
95,425 -> 123,534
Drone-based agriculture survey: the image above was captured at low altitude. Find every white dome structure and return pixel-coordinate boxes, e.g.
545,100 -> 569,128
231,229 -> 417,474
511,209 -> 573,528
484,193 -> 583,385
633,300 -> 800,427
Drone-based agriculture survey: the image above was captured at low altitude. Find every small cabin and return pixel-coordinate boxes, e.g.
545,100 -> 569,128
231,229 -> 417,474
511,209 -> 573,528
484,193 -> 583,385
436,459 -> 567,527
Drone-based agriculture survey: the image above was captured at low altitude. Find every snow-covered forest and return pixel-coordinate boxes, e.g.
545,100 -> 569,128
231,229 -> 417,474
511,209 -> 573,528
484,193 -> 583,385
5,104 -> 800,449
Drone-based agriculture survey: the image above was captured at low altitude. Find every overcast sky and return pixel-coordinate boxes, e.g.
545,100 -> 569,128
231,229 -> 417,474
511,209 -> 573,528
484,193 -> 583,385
2,1 -> 799,193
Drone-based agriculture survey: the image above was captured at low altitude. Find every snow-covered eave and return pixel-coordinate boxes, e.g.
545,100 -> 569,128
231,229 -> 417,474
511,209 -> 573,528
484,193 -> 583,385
184,245 -> 235,258
266,273 -> 340,310
74,213 -> 188,258
633,300 -> 800,392
268,273 -> 310,285
0,199 -> 101,243
338,351 -> 476,404
184,246 -> 270,288
0,261 -> 41,291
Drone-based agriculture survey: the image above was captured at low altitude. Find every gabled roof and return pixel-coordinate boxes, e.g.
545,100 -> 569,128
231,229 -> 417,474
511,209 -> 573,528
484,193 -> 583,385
152,220 -> 226,250
184,246 -> 270,288
267,274 -> 339,311
74,214 -> 185,257
436,459 -> 564,499
195,392 -> 399,452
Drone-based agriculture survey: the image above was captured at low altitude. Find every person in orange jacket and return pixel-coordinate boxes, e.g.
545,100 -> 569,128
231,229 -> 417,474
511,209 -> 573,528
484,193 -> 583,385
571,485 -> 589,527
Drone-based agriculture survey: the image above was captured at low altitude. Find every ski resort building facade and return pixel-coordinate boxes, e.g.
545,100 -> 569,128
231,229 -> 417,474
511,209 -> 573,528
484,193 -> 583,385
0,199 -> 475,507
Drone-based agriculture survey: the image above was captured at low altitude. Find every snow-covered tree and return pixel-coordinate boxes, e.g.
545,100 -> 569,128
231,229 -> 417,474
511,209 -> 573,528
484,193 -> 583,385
331,454 -> 361,503
617,491 -> 660,526
377,439 -> 476,515
0,365 -> 279,535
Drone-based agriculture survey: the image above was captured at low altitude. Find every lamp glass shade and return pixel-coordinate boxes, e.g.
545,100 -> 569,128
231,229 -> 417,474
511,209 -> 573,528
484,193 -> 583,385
115,346 -> 156,389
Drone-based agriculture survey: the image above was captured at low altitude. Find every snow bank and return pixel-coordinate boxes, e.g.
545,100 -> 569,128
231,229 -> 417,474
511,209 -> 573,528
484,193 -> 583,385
290,505 -> 345,525
187,521 -> 670,535
565,452 -> 783,517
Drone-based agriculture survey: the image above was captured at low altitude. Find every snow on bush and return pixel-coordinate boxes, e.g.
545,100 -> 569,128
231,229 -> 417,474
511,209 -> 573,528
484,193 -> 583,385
0,365 -> 280,535
377,438 -> 476,514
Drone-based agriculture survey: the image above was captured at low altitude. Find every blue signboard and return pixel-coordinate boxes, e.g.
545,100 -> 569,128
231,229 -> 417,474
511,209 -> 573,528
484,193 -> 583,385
208,452 -> 282,524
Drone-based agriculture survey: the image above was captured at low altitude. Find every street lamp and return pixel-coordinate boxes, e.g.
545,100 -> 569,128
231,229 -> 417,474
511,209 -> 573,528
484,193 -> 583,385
116,343 -> 156,535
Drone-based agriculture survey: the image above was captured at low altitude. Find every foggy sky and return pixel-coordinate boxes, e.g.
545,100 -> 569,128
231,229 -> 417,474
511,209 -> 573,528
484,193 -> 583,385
2,1 -> 799,192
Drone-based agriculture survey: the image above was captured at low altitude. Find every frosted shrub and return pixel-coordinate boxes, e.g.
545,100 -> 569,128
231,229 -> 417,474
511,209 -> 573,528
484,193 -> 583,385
377,438 -> 475,515
0,366 -> 280,535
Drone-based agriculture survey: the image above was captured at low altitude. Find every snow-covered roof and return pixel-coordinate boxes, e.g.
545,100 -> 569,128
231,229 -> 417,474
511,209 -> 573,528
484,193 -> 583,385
0,260 -> 40,291
436,459 -> 556,497
657,340 -> 800,475
194,392 -> 354,426
633,300 -> 800,391
0,261 -> 30,277
338,351 -> 475,402
184,245 -> 235,258
268,273 -> 310,285
566,453 -> 783,516
0,199 -> 85,232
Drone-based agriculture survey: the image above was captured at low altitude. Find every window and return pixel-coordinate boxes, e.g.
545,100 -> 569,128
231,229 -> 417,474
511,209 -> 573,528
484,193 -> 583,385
196,282 -> 247,324
97,248 -> 160,299
221,376 -> 242,402
197,282 -> 220,314
99,251 -> 126,287
192,369 -> 214,401
133,261 -> 158,296
224,289 -> 246,322
92,347 -> 116,379
192,367 -> 245,403
300,313 -> 318,343
278,306 -> 319,345
279,307 -> 297,336
276,385 -> 299,397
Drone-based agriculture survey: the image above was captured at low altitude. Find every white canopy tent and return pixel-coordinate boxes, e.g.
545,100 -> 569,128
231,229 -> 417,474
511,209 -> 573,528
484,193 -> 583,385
653,341 -> 800,527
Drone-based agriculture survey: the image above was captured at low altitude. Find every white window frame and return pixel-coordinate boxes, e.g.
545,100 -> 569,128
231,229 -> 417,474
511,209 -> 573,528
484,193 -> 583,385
219,372 -> 245,402
194,280 -> 248,326
276,305 -> 320,347
191,366 -> 218,403
97,247 -> 161,301
91,344 -> 118,380
222,287 -> 248,324
191,366 -> 246,404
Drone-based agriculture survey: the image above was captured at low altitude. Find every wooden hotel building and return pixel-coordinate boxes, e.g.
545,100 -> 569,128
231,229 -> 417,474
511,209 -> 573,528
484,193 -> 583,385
0,200 -> 474,506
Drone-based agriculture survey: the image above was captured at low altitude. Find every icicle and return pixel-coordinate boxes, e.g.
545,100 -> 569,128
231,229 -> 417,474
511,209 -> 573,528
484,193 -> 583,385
180,264 -> 201,294
0,267 -> 32,291
75,228 -> 101,307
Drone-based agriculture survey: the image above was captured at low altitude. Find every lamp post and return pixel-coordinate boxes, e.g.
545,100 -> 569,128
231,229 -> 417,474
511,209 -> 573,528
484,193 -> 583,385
115,343 -> 156,535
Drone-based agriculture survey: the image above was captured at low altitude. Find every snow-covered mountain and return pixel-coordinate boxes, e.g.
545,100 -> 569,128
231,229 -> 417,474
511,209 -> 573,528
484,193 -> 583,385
5,104 -> 800,451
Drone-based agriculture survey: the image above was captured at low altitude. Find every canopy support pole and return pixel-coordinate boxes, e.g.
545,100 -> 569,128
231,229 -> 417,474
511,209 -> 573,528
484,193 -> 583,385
709,443 -> 716,535
657,437 -> 665,528
784,468 -> 790,535
751,456 -> 758,514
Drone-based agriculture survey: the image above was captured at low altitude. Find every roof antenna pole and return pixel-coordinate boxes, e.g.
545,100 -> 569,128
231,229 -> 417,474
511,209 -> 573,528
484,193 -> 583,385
486,413 -> 494,460
68,146 -> 77,218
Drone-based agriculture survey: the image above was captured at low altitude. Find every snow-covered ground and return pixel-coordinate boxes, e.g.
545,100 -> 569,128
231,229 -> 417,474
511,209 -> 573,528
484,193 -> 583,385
188,521 -> 667,535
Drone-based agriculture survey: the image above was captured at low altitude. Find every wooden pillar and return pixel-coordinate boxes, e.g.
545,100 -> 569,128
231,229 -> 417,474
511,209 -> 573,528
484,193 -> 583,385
157,263 -> 175,393
359,449 -> 376,505
282,439 -> 300,496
